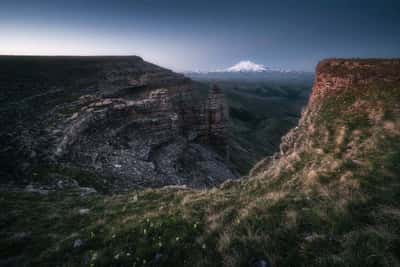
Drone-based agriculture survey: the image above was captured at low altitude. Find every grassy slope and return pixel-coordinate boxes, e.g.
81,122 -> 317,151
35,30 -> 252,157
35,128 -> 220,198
1,64 -> 400,267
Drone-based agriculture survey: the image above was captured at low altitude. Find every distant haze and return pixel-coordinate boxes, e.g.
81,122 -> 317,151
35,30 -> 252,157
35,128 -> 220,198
0,0 -> 399,72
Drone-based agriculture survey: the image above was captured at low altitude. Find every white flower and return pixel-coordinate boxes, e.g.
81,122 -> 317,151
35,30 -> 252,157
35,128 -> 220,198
91,252 -> 98,261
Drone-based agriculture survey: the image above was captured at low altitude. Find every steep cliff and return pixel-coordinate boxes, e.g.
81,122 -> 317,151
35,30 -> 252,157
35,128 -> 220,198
251,59 -> 400,193
198,85 -> 230,151
0,56 -> 237,190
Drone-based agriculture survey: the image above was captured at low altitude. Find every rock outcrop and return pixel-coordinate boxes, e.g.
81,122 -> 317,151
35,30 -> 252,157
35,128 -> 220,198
198,85 -> 230,152
250,59 -> 400,199
0,56 -> 237,190
309,59 -> 400,106
204,85 -> 230,145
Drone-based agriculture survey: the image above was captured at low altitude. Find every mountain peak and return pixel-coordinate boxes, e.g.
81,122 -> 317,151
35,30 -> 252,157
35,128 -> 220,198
224,60 -> 267,72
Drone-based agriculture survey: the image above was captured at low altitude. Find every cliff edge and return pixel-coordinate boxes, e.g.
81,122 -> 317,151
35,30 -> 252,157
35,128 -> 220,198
0,56 -> 237,191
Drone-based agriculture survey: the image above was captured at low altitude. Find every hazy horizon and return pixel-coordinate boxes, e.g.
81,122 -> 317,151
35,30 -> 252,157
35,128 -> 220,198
1,0 -> 400,72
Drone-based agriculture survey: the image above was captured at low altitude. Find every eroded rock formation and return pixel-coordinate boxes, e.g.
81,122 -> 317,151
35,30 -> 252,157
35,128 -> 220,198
0,56 -> 237,190
309,59 -> 400,106
197,85 -> 230,152
204,85 -> 230,146
250,59 -> 400,199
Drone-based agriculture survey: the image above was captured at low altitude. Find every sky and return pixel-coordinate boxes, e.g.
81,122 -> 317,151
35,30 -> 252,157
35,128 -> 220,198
0,0 -> 399,71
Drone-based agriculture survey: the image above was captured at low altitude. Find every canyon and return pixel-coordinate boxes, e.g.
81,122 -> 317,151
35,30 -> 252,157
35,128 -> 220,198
0,58 -> 399,267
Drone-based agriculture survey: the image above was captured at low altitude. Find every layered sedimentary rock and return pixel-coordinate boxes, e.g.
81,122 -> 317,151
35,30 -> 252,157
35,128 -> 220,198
196,85 -> 229,148
309,59 -> 400,106
204,85 -> 230,146
250,59 -> 400,192
0,56 -> 237,190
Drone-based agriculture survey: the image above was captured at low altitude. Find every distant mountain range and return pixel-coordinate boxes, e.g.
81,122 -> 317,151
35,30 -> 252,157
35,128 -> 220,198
184,60 -> 314,85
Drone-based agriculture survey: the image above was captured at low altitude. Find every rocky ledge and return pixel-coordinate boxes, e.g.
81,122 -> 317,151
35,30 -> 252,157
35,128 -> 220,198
309,59 -> 400,106
250,59 -> 400,191
0,56 -> 237,191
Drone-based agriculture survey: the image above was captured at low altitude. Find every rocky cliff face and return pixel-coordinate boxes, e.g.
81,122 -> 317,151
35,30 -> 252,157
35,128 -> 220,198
250,59 -> 400,198
0,56 -> 237,190
309,59 -> 400,106
198,86 -> 229,149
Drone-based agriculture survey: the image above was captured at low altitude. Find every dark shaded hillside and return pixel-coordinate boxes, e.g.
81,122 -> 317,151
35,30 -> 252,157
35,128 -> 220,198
0,56 -> 187,103
0,56 -> 237,190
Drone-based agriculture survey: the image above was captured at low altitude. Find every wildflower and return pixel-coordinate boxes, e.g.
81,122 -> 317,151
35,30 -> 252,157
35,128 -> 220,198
175,236 -> 180,241
112,233 -> 116,239
143,229 -> 147,234
91,252 -> 98,261
202,244 -> 207,250
114,253 -> 120,260
158,241 -> 162,247
193,223 -> 198,229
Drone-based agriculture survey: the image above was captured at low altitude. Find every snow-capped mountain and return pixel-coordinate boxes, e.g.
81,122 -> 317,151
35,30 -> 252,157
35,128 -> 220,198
183,60 -> 304,74
183,60 -> 313,85
222,60 -> 267,72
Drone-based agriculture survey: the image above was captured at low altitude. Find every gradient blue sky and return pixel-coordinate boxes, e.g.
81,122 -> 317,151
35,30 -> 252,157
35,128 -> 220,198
1,0 -> 399,71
